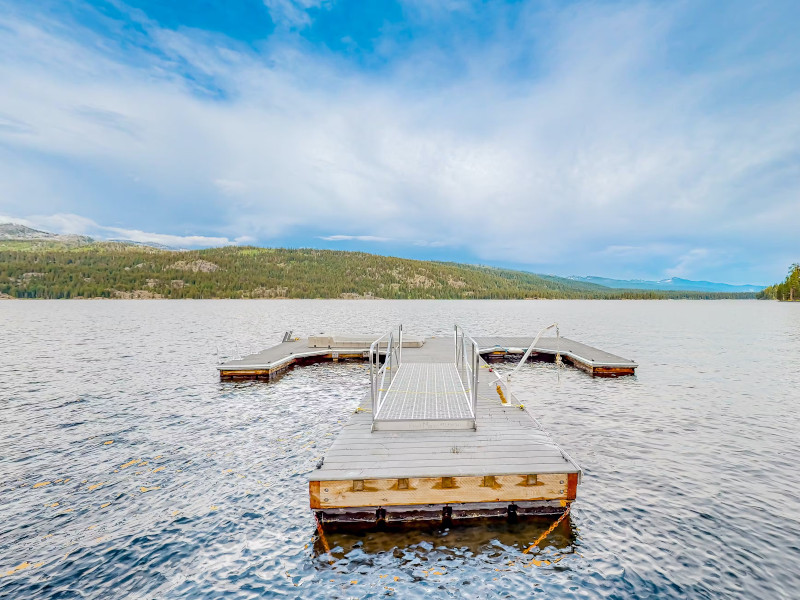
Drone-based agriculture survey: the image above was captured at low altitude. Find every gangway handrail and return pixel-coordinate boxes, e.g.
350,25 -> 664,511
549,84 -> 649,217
369,325 -> 403,417
454,324 -> 480,419
496,322 -> 559,396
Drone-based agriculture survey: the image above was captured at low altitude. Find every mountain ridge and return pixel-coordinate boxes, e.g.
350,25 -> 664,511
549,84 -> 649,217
568,275 -> 764,293
0,222 -> 760,299
0,222 -> 94,247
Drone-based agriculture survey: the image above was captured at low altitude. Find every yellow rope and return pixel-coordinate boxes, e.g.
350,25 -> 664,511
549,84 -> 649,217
522,503 -> 570,555
314,515 -> 334,565
503,504 -> 572,568
496,384 -> 507,404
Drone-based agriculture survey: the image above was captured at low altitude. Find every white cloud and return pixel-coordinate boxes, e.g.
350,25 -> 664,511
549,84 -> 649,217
0,3 -> 797,282
413,240 -> 448,247
213,179 -> 248,196
262,0 -> 330,28
665,248 -> 712,278
320,235 -> 390,242
2,213 -> 237,248
101,226 -> 233,248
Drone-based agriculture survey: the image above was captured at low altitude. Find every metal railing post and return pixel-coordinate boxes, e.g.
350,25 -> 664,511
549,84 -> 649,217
370,341 -> 376,414
398,324 -> 403,364
472,340 -> 478,417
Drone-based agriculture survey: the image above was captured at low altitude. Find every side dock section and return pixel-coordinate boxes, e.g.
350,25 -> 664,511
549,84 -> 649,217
217,334 -> 424,380
218,334 -> 637,380
476,336 -> 637,377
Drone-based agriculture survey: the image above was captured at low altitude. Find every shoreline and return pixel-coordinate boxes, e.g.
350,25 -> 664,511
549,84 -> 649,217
0,296 -> 763,301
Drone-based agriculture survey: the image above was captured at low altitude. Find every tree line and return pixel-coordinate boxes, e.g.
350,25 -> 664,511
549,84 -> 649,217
758,264 -> 800,301
0,244 -> 758,300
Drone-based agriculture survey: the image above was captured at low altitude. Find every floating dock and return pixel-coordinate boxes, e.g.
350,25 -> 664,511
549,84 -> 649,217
218,326 -> 636,527
218,332 -> 637,380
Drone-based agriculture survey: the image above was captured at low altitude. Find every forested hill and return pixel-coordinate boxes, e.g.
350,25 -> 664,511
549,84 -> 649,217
758,264 -> 800,301
0,242 -> 757,300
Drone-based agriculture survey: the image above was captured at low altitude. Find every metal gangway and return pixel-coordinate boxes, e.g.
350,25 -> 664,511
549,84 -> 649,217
370,325 -> 479,431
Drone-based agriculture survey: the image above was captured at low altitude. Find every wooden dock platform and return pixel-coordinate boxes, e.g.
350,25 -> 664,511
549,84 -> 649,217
475,336 -> 638,376
217,332 -> 636,380
217,326 -> 634,527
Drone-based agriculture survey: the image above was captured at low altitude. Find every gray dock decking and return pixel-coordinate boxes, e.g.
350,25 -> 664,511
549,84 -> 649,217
475,336 -> 638,367
218,333 -> 636,379
312,337 -> 577,481
216,328 -> 634,525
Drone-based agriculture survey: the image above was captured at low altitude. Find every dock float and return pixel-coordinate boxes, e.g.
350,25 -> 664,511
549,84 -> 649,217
219,326 -> 635,527
217,331 -> 637,380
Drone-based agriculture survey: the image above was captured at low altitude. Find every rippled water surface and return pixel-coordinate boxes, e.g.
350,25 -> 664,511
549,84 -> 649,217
1,300 -> 799,599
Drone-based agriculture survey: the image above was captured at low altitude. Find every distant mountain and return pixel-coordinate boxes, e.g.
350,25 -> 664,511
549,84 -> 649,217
568,275 -> 764,293
0,223 -> 762,299
0,241 -> 758,300
0,223 -> 93,247
105,239 -> 173,250
0,223 -> 171,250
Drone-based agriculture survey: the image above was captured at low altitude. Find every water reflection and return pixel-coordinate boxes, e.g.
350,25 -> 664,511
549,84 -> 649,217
313,515 -> 576,564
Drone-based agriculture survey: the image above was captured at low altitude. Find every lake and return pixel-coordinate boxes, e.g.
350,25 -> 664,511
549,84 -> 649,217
1,299 -> 798,599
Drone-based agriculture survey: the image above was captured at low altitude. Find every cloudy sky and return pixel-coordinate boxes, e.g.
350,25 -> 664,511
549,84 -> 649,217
1,0 -> 798,284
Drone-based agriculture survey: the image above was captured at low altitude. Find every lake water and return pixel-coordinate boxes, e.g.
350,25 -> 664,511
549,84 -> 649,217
1,299 -> 798,599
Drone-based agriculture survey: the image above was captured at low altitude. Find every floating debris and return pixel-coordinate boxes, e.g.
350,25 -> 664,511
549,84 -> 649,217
1,562 -> 31,578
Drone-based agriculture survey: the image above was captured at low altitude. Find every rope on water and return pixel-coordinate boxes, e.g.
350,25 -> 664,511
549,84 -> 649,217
522,503 -> 570,555
506,503 -> 572,568
313,514 -> 334,565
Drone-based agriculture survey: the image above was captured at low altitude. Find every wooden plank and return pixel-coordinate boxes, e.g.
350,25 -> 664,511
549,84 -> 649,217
567,472 -> 578,500
322,446 -> 558,458
325,437 -> 553,449
593,366 -> 636,377
322,446 -> 565,459
220,369 -> 271,376
330,429 -> 550,439
324,440 -> 555,452
309,481 -> 321,509
312,464 -> 574,480
313,473 -> 570,508
319,456 -> 569,470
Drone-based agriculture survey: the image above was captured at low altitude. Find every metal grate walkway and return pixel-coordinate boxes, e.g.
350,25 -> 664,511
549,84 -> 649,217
376,363 -> 473,421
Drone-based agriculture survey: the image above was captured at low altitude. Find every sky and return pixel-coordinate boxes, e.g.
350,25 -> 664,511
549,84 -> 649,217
0,0 -> 798,284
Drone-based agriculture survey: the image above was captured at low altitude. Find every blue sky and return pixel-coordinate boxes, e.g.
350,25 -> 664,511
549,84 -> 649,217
1,0 -> 798,284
